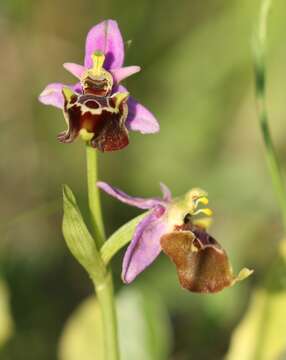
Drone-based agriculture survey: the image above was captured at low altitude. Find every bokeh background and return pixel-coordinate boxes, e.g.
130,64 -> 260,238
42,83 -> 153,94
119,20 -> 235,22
1,0 -> 286,359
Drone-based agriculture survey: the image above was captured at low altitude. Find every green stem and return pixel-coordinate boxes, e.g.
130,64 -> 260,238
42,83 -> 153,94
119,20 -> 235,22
86,145 -> 105,246
93,271 -> 119,360
254,0 -> 286,231
85,145 -> 120,360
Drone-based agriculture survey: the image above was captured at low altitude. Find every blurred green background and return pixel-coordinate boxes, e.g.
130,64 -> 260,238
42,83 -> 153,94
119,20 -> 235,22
1,0 -> 286,359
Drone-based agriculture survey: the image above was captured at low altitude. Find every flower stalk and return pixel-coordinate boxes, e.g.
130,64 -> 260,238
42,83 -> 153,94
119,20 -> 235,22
86,145 -> 105,247
85,146 -> 120,360
254,0 -> 286,231
92,271 -> 119,360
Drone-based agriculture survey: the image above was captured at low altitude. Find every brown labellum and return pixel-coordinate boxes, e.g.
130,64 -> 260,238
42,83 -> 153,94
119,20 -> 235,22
60,91 -> 129,152
160,227 -> 235,293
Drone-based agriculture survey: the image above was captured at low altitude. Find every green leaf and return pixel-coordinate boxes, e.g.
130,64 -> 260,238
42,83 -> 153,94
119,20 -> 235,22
0,279 -> 13,348
120,287 -> 172,360
226,240 -> 286,360
226,289 -> 286,360
101,212 -> 149,265
58,295 -> 104,360
62,185 -> 105,281
58,287 -> 172,360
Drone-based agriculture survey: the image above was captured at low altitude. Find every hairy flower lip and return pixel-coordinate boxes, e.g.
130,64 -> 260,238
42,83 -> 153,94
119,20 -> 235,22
97,181 -> 253,290
60,91 -> 130,152
38,19 -> 159,145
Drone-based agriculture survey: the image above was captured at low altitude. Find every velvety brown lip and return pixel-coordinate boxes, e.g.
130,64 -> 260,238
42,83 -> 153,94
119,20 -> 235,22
160,226 -> 235,293
60,92 -> 129,152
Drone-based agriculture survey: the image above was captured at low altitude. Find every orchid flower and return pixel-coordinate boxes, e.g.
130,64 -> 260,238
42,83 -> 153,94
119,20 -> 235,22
39,20 -> 159,151
97,181 -> 253,293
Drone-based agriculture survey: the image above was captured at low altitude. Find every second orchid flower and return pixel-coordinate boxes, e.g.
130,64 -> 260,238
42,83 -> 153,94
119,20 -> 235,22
98,181 -> 253,293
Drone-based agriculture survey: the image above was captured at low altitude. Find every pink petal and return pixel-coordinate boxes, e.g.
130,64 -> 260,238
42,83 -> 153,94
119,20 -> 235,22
110,66 -> 141,84
63,63 -> 86,79
160,183 -> 172,202
84,20 -> 124,70
122,206 -> 167,283
38,83 -> 81,109
97,181 -> 165,209
126,96 -> 160,134
115,85 -> 160,134
38,83 -> 66,109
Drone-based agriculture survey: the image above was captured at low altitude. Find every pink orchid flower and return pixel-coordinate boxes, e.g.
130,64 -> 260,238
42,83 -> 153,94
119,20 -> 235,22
39,20 -> 159,151
98,181 -> 253,293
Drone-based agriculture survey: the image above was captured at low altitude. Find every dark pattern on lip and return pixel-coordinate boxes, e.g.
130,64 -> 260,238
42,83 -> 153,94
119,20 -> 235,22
81,74 -> 113,97
60,92 -> 129,152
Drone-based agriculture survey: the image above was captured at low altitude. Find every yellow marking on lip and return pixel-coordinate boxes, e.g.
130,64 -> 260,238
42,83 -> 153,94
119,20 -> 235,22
62,87 -> 74,101
113,92 -> 129,109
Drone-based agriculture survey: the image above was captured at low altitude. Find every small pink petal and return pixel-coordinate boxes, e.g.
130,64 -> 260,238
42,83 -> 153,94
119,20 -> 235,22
84,20 -> 124,70
63,63 -> 86,79
38,82 -> 81,109
110,66 -> 141,84
160,183 -> 172,202
126,96 -> 160,134
38,83 -> 65,109
114,85 -> 160,134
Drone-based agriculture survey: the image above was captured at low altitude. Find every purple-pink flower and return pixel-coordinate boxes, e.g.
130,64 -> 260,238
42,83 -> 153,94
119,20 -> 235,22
97,181 -> 253,293
39,20 -> 159,151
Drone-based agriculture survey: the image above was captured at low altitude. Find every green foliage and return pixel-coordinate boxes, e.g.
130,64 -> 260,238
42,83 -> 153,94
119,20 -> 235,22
62,185 -> 105,280
117,287 -> 172,360
226,241 -> 286,360
0,279 -> 13,348
58,287 -> 172,360
3,0 -> 286,358
101,212 -> 149,265
59,295 -> 104,360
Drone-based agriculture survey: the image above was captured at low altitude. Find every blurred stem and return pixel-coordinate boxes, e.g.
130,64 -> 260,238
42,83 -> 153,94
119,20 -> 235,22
85,145 -> 120,360
93,272 -> 119,360
86,145 -> 105,246
254,0 -> 286,231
